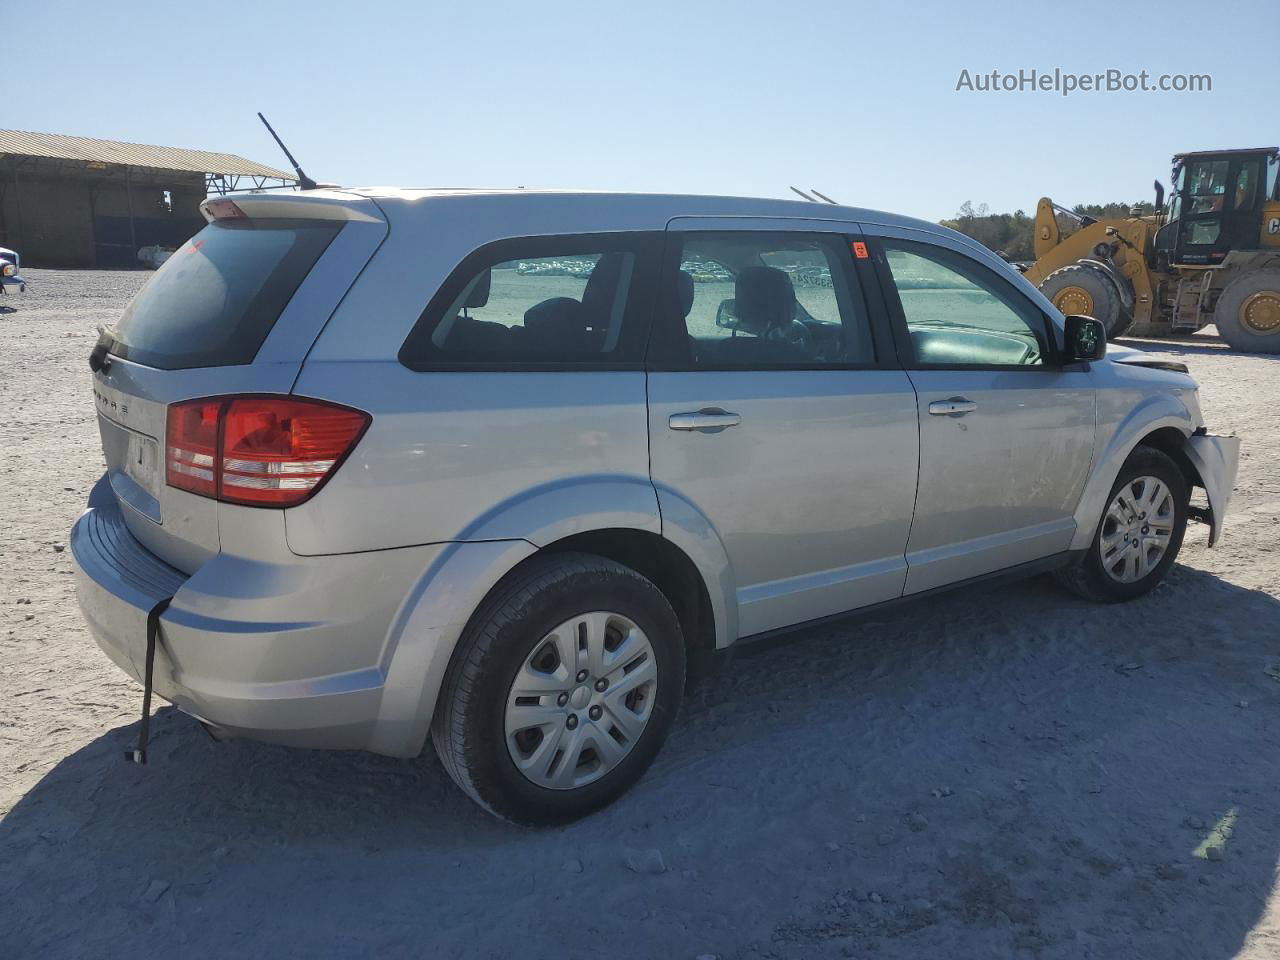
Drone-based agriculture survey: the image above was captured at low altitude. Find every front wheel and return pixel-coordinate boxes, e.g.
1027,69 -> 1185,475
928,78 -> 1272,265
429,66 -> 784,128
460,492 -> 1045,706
1054,446 -> 1189,603
432,552 -> 685,825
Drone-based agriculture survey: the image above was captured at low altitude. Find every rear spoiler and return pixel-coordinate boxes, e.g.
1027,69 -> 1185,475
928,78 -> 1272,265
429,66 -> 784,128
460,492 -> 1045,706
199,190 -> 384,224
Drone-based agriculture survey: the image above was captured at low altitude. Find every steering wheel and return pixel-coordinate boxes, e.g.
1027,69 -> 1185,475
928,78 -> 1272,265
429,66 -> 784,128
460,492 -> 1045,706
767,319 -> 815,357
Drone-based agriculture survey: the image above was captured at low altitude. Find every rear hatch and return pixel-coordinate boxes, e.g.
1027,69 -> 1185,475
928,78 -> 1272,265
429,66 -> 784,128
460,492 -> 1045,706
91,191 -> 387,572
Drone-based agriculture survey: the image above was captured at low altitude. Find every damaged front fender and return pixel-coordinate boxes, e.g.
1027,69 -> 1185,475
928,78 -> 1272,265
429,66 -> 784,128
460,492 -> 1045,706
1183,433 -> 1241,547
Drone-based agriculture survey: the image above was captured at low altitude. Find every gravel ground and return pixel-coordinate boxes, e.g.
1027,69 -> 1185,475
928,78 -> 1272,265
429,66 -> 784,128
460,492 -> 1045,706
2,268 -> 1279,959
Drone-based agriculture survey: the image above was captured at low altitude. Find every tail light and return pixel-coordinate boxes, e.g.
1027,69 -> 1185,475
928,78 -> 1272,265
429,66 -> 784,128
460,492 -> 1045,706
166,395 -> 370,507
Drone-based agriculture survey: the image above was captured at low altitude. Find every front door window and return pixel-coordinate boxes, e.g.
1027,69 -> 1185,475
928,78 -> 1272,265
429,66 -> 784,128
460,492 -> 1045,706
880,241 -> 1049,367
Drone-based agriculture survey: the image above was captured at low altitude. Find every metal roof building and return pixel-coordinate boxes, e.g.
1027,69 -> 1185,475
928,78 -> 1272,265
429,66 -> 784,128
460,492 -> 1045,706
0,129 -> 297,267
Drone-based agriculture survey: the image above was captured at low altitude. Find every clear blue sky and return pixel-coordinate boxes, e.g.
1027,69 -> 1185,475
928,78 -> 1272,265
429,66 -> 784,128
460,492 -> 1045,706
10,0 -> 1272,221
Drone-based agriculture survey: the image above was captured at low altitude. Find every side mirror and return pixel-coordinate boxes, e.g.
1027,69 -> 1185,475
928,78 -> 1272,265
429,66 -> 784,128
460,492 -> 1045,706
1063,315 -> 1106,362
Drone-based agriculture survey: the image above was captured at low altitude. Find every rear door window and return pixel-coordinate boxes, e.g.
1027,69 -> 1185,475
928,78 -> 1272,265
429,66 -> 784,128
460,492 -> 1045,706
663,231 -> 875,368
399,233 -> 660,368
109,219 -> 341,370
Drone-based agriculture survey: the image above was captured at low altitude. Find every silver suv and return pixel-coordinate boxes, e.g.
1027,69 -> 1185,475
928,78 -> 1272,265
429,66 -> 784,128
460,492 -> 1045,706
72,189 -> 1239,824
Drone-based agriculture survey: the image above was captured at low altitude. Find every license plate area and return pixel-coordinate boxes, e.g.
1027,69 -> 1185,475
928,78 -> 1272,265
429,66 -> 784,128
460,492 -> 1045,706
99,413 -> 163,522
125,431 -> 161,496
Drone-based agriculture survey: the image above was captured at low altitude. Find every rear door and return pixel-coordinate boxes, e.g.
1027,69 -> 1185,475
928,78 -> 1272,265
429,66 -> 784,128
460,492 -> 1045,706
865,226 -> 1095,594
646,218 -> 919,639
91,193 -> 387,571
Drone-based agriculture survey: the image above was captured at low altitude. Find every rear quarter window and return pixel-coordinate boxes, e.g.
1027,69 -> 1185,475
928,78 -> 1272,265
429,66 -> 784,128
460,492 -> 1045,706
110,218 -> 340,370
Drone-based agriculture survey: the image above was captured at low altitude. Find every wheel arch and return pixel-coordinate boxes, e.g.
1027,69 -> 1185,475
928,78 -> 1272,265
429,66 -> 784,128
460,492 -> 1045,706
1070,400 -> 1196,551
1132,425 -> 1204,490
536,528 -> 722,686
458,473 -> 734,657
372,526 -> 728,759
371,474 -> 737,758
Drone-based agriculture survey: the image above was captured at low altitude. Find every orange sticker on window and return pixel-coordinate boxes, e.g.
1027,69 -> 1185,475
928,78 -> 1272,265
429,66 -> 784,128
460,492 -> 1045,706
852,241 -> 869,259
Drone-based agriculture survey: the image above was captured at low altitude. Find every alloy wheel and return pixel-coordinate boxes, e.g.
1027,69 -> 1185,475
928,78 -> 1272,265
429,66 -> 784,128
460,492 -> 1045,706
1098,475 -> 1175,583
504,611 -> 657,790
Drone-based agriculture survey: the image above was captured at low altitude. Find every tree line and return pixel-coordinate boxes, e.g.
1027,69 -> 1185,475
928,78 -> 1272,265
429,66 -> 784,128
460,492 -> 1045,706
941,200 -> 1156,262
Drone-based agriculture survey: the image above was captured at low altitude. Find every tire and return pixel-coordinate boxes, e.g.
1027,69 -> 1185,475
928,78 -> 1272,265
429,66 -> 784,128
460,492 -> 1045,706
1109,307 -> 1136,339
1040,263 -> 1124,338
431,552 -> 685,825
1054,446 -> 1189,603
1213,267 -> 1280,354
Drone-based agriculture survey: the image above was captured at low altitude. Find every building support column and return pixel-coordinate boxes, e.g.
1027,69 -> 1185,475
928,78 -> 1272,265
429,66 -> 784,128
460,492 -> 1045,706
12,157 -> 26,252
124,165 -> 138,266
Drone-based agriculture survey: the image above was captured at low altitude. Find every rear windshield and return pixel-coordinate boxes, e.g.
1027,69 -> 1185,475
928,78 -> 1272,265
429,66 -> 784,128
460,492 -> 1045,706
109,218 -> 341,370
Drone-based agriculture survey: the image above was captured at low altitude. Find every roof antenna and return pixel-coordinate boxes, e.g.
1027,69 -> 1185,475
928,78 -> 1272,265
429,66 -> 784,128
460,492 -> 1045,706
789,186 -> 818,202
257,112 -> 318,190
811,188 -> 839,204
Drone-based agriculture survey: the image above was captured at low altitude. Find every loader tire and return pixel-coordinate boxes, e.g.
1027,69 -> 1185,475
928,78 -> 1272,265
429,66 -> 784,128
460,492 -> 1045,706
1040,263 -> 1125,338
1109,308 -> 1136,338
1213,268 -> 1280,354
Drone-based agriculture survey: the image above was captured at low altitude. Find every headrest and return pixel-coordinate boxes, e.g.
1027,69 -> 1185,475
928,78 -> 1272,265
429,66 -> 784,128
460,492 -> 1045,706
523,297 -> 599,352
734,266 -> 795,335
675,270 -> 695,318
524,297 -> 584,333
581,253 -> 625,318
462,269 -> 491,309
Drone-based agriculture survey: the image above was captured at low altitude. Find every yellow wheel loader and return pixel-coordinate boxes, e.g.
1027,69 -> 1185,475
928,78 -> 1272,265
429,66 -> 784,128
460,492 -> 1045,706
1022,147 -> 1280,353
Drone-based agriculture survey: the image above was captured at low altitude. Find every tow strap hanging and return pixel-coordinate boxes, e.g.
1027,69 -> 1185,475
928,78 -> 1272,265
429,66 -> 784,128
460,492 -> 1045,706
125,597 -> 172,765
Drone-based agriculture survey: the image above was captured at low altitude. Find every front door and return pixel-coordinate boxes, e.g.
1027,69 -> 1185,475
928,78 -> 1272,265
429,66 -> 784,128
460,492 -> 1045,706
646,221 -> 920,638
869,230 -> 1096,595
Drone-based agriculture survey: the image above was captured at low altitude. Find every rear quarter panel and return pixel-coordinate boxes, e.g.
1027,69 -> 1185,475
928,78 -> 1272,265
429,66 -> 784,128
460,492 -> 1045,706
284,368 -> 657,554
86,209 -> 388,573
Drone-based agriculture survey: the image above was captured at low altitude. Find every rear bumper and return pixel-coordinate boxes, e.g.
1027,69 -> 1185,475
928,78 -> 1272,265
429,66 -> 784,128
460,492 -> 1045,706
71,476 -> 447,755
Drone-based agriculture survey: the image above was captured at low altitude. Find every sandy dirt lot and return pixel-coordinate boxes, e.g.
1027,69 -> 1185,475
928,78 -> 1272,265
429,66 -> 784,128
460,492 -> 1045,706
2,268 -> 1279,959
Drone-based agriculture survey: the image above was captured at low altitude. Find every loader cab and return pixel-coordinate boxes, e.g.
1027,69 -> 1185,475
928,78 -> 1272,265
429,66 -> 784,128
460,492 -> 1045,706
1156,147 -> 1279,266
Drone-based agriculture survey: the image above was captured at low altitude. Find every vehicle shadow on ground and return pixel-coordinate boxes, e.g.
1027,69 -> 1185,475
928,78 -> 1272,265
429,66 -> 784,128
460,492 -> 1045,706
3,566 -> 1279,959
1115,331 -> 1280,360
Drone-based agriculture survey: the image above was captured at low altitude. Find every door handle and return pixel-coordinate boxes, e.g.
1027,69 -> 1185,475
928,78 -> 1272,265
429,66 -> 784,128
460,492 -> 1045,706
928,397 -> 977,417
668,408 -> 742,433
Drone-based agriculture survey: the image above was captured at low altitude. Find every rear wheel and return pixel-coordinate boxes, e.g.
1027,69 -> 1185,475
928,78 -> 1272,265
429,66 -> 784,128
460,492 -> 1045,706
1040,263 -> 1125,338
1054,446 -> 1188,603
432,552 -> 684,825
1214,268 -> 1280,354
